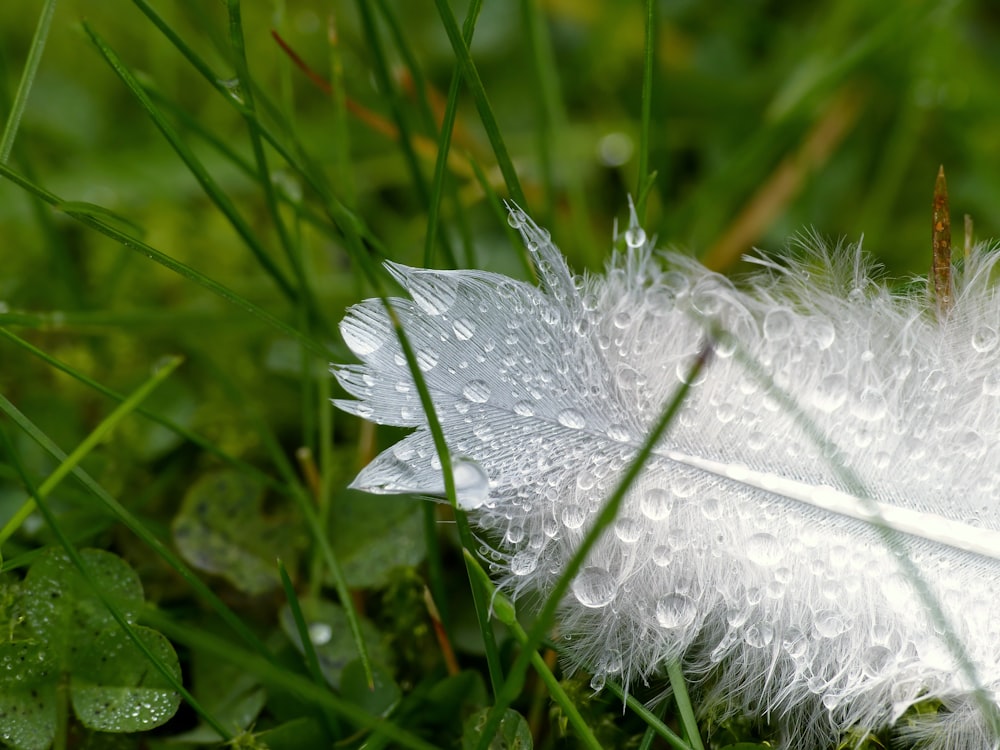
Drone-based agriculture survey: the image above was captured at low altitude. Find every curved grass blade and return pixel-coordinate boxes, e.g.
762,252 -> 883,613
0,0 -> 56,164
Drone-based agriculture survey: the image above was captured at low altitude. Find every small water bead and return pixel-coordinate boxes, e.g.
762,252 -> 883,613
655,593 -> 697,629
572,566 -> 618,608
640,488 -> 672,521
676,354 -> 708,386
808,316 -> 837,350
308,622 -> 333,645
416,348 -> 439,371
453,318 -> 476,340
625,226 -> 647,248
462,380 -> 492,403
613,516 -> 643,543
557,408 -> 586,429
606,424 -> 631,442
510,551 -> 538,576
811,373 -> 848,412
562,504 -> 587,529
813,611 -> 849,638
763,307 -> 795,341
513,401 -> 535,417
507,210 -> 525,229
983,371 -> 1000,396
405,271 -> 458,315
851,387 -> 887,422
972,325 -> 999,353
340,313 -> 388,356
744,623 -> 774,648
652,545 -> 673,566
700,496 -> 723,520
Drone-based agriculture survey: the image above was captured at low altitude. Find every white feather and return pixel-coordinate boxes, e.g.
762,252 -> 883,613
334,204 -> 1000,748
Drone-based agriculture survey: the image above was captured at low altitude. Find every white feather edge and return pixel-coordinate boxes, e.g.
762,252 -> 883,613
334,203 -> 1000,749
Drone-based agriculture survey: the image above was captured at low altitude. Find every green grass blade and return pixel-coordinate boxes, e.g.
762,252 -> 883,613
0,355 -> 184,547
636,0 -> 657,220
463,549 -> 602,750
666,661 -> 704,750
606,681 -> 692,750
278,560 -> 341,737
473,346 -> 712,750
417,0 -> 482,269
0,162 -> 331,359
0,394 -> 274,660
431,0 -> 526,206
0,0 -> 56,164
0,426 -> 232,741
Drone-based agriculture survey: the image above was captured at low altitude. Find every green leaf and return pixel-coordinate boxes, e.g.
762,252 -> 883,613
167,654 -> 267,743
0,642 -> 57,750
278,598 -> 388,691
329,491 -> 426,589
22,548 -> 144,649
70,626 -> 181,733
462,708 -> 533,750
339,659 -> 400,718
172,470 -> 305,595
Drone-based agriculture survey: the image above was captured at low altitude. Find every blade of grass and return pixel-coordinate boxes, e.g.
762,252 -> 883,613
431,0 -> 526,207
463,549 -> 603,750
144,607 -> 441,750
376,0 -> 480,270
0,355 -> 184,547
666,661 -> 704,750
473,345 -> 712,750
0,393 -> 273,659
606,681 -> 692,750
278,560 -> 341,737
0,162 -> 331,359
0,0 -> 56,164
636,0 -> 657,221
0,425 -> 232,742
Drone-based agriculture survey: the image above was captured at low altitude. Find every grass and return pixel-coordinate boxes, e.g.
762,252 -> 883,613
2,1 -> 1000,748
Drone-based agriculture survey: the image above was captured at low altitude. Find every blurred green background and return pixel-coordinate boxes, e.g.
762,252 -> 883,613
2,1 -> 999,746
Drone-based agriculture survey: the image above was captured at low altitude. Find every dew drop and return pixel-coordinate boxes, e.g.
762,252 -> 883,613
507,210 -> 525,229
808,316 -> 837,350
813,611 -> 849,638
851,387 -> 887,422
406,272 -> 458,315
453,318 -> 476,340
972,325 -> 999,353
606,424 -> 631,442
625,226 -> 647,248
640,488 -> 672,521
655,593 -> 696,629
453,457 -> 489,510
562,504 -> 587,529
652,545 -> 673,566
983,371 -> 1000,396
510,551 -> 538,576
811,373 -> 847,412
744,623 -> 774,648
416,348 -> 439,371
557,408 -> 586,429
462,380 -> 491,403
746,533 -> 782,566
308,622 -> 332,645
613,516 -> 642,543
513,401 -> 535,417
572,566 -> 618,608
763,307 -> 795,341
340,314 -> 388,356
861,644 -> 894,678
701,497 -> 723,520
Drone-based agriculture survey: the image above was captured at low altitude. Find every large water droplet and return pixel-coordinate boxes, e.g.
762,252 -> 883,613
462,380 -> 491,403
625,226 -> 647,248
572,566 -> 618,608
557,408 -> 586,429
453,318 -> 476,340
813,611 -> 848,638
811,373 -> 847,412
513,401 -> 535,417
808,316 -> 836,350
655,593 -> 696,629
763,308 -> 795,341
861,644 -> 894,678
416,348 -> 439,371
640,488 -> 671,521
510,551 -> 538,576
613,517 -> 642,543
340,312 -> 388,356
746,533 -> 782,566
453,457 -> 489,510
406,272 -> 457,315
562,504 -> 587,529
744,623 -> 774,648
308,622 -> 332,645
